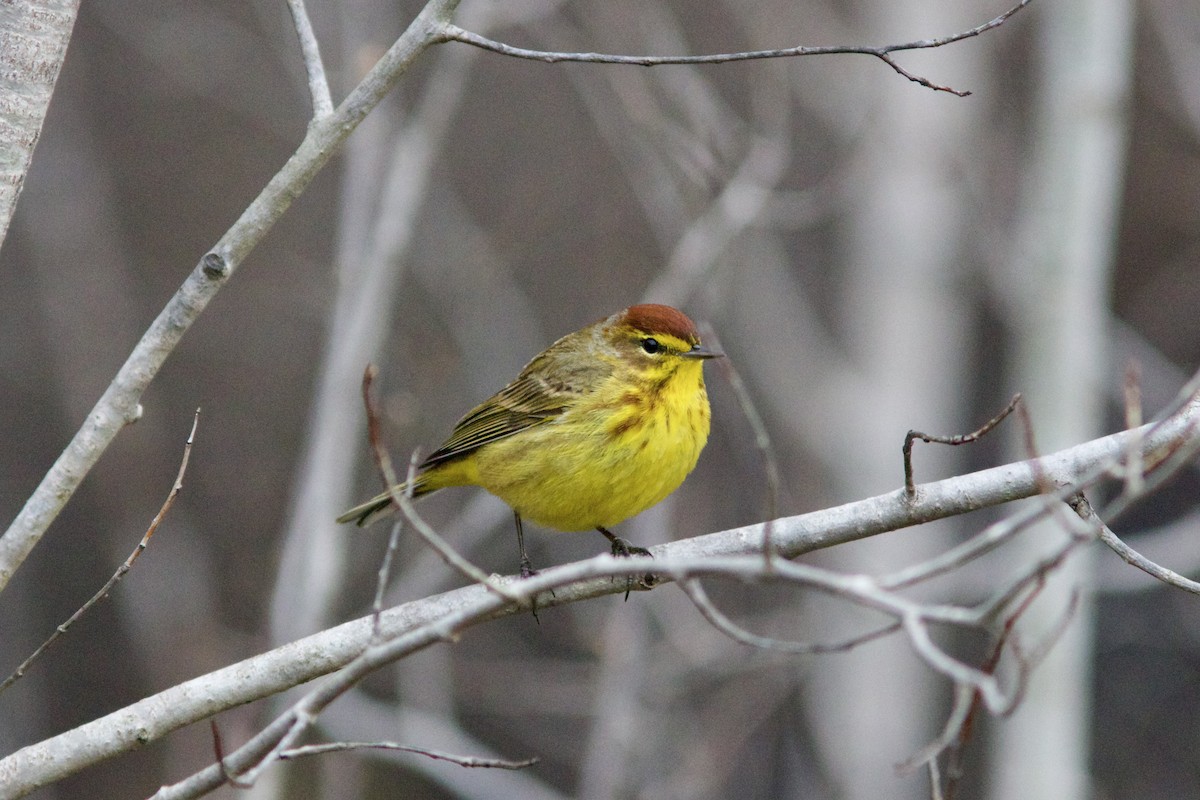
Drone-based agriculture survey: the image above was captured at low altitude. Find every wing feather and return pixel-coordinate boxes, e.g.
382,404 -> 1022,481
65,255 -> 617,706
420,343 -> 601,467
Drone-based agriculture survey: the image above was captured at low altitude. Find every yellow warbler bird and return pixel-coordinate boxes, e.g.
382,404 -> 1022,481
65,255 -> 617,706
338,303 -> 720,574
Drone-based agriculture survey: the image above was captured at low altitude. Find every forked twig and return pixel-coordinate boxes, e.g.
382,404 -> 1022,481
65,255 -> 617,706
901,562 -> 1078,795
0,410 -> 200,695
284,0 -> 333,117
438,0 -> 1034,97
904,394 -> 1022,494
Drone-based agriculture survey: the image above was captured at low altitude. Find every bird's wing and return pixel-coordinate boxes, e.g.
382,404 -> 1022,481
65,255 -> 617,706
420,363 -> 579,467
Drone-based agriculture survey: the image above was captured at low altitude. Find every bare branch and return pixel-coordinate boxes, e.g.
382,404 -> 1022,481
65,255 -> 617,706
679,578 -> 899,653
360,366 -> 521,604
4,394 -> 1200,797
0,410 -> 200,696
904,393 -> 1022,494
436,0 -> 1034,96
0,3 -> 81,249
1076,494 -> 1200,594
279,741 -> 537,770
285,0 -> 334,118
0,0 -> 464,594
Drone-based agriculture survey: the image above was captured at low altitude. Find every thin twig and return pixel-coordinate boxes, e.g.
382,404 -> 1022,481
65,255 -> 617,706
905,393 -> 1022,494
360,366 -> 521,603
911,562 -> 1053,789
1073,494 -> 1200,594
278,741 -> 537,770
0,410 -> 200,696
679,578 -> 899,653
373,520 -> 405,640
437,0 -> 1034,96
285,0 -> 334,117
899,683 -> 974,777
0,0 -> 464,594
369,437 -> 418,640
210,721 -> 253,789
704,326 -> 780,565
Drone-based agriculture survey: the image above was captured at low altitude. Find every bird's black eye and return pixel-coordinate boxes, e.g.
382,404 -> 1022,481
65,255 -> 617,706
641,337 -> 662,354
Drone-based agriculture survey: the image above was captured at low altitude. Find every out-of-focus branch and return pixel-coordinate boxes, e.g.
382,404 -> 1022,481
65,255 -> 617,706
1078,495 -> 1200,595
153,535 -> 1089,798
285,0 -> 334,118
0,0 -> 464,594
0,1 -> 82,250
0,410 -> 200,696
3,394 -> 1198,797
437,0 -> 1033,96
278,741 -> 536,769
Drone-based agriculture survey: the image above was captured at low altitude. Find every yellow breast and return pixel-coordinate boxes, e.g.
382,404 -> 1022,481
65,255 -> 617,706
471,362 -> 711,531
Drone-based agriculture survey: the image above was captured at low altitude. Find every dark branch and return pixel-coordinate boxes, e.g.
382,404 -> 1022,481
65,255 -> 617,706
437,0 -> 1034,96
0,410 -> 200,695
904,394 -> 1022,494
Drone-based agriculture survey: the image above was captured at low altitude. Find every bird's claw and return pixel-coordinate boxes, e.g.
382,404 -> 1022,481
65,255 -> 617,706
608,537 -> 655,600
519,557 -> 538,580
608,537 -> 653,559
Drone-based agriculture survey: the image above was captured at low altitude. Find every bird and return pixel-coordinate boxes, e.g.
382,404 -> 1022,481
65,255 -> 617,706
338,303 -> 720,577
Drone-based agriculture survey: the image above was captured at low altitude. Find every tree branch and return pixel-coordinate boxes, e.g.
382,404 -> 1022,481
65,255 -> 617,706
0,410 -> 199,696
0,1 -> 82,249
436,0 -> 1034,96
1,393 -> 1196,797
285,0 -> 334,118
0,0 -> 463,593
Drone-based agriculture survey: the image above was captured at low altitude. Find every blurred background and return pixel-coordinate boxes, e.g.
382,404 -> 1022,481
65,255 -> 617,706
2,0 -> 1199,797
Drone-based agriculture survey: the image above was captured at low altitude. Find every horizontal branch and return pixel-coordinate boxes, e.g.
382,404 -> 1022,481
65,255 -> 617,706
2,395 -> 1196,798
437,0 -> 1033,95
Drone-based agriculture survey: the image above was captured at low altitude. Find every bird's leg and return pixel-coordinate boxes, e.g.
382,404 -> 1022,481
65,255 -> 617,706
596,526 -> 654,600
514,511 -> 537,579
513,511 -> 549,622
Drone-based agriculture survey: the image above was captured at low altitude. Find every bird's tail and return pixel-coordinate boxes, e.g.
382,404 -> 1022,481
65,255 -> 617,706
336,476 -> 432,527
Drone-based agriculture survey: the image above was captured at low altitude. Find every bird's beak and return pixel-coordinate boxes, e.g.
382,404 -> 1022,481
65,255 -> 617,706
682,343 -> 723,360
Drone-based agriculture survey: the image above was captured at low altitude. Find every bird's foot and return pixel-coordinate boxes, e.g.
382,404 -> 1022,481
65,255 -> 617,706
608,537 -> 653,560
607,537 -> 655,600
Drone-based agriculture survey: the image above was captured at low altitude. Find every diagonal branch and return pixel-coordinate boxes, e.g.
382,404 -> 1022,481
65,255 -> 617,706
0,410 -> 199,696
0,0 -> 464,594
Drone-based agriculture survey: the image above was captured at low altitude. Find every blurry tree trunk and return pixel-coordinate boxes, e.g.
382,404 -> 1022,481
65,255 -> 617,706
271,7 -> 478,642
0,0 -> 81,250
988,0 -> 1134,797
804,5 -> 988,798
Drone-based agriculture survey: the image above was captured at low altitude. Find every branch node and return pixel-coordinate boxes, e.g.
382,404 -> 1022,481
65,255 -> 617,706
904,393 -> 1022,494
201,252 -> 229,279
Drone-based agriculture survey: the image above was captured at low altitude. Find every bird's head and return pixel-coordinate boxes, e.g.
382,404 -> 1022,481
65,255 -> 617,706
602,304 -> 722,381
